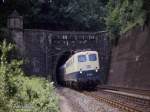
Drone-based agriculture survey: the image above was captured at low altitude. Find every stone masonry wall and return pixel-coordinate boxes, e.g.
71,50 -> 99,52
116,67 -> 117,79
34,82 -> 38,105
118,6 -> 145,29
107,25 -> 150,90
8,11 -> 110,83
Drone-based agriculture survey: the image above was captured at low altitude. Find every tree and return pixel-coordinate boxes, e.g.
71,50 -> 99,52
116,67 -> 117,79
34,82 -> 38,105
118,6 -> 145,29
106,0 -> 145,42
0,0 -> 108,31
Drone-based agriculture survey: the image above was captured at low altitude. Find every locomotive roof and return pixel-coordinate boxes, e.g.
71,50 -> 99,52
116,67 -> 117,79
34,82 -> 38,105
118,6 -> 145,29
74,50 -> 98,55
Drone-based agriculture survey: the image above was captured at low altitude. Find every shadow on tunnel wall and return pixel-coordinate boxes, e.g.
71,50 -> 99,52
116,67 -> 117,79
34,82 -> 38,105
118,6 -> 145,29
55,51 -> 72,84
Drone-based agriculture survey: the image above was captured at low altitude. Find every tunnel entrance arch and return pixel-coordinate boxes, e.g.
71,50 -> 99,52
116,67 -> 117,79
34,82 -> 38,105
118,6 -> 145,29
53,50 -> 73,84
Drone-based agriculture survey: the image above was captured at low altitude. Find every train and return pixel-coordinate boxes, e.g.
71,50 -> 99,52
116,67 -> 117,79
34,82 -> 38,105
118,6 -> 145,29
59,50 -> 101,89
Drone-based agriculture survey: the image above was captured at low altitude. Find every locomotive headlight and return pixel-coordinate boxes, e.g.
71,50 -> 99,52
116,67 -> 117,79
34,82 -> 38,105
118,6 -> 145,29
96,67 -> 98,72
80,69 -> 82,74
96,69 -> 98,72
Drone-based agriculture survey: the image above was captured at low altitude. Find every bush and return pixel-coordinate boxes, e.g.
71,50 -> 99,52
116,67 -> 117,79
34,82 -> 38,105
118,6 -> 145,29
0,40 -> 60,112
106,0 -> 145,41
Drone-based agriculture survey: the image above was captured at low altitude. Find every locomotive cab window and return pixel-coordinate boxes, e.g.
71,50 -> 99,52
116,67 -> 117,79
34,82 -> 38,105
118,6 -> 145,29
78,55 -> 86,62
89,54 -> 97,61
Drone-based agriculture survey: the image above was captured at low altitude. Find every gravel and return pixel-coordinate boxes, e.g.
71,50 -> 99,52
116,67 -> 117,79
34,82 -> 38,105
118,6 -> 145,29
56,87 -> 123,112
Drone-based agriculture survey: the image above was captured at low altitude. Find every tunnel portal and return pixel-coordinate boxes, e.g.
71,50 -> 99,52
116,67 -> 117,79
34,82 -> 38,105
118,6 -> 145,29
10,30 -> 110,85
8,11 -> 110,84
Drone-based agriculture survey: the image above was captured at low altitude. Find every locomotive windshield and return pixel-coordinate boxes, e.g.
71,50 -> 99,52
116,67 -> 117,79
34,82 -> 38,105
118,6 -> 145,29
89,54 -> 97,61
78,55 -> 86,62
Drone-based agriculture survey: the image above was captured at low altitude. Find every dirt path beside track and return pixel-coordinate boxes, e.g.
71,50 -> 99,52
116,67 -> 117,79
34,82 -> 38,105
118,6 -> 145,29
56,87 -> 122,112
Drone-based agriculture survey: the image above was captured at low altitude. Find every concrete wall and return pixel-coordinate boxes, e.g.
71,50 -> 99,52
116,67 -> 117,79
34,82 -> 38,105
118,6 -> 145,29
107,25 -> 150,90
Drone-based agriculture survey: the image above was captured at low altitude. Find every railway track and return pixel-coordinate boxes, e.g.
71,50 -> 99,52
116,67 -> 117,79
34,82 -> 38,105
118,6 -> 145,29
98,85 -> 150,96
83,89 -> 150,112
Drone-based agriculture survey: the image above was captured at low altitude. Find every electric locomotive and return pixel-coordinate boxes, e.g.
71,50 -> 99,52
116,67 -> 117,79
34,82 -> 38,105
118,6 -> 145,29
59,50 -> 100,89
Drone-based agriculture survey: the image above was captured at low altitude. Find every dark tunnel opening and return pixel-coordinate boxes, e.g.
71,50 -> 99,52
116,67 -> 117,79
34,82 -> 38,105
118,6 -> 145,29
55,51 -> 72,85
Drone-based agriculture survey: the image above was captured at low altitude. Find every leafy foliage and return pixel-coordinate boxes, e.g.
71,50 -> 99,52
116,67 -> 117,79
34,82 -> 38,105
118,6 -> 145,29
106,0 -> 145,40
0,40 -> 60,112
0,0 -> 108,31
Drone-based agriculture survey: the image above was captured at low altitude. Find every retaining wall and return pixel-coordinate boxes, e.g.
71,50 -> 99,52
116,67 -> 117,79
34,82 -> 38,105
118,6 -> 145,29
107,25 -> 150,90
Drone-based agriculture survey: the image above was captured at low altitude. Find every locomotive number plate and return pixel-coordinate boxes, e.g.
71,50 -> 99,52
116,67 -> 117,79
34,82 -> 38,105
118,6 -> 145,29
87,73 -> 93,76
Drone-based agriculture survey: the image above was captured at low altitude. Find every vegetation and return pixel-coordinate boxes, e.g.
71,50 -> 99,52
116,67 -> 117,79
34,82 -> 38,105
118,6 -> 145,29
106,0 -> 146,40
0,40 -> 59,112
0,0 -> 149,41
0,0 -> 108,31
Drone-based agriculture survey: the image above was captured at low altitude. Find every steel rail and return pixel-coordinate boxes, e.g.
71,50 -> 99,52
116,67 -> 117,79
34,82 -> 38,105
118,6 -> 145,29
83,91 -> 148,112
